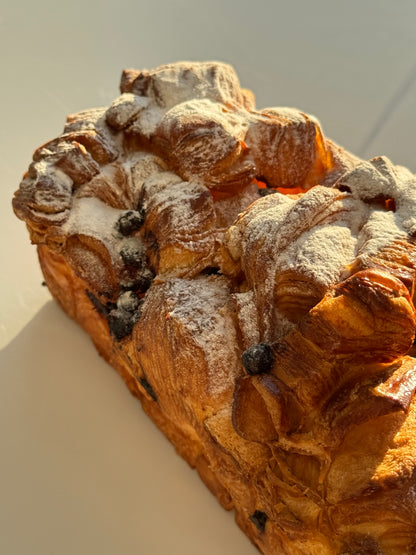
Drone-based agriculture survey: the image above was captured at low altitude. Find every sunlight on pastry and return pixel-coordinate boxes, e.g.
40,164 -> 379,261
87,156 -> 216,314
13,61 -> 416,555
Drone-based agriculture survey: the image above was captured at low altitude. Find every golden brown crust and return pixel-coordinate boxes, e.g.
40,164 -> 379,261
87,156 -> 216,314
14,61 -> 416,554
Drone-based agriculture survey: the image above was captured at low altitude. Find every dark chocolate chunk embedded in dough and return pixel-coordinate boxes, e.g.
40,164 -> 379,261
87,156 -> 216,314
242,343 -> 274,375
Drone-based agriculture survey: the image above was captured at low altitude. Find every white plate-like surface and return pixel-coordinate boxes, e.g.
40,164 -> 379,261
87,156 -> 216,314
2,1 -> 416,553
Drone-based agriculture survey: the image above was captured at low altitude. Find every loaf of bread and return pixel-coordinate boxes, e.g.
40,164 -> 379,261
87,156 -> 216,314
13,61 -> 416,554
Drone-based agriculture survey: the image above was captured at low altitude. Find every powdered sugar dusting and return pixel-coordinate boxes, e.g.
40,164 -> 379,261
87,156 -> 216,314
14,60 -> 416,356
106,93 -> 149,129
134,61 -> 249,111
223,160 -> 416,341
129,153 -> 167,194
63,196 -> 121,243
130,105 -> 165,137
32,161 -> 74,211
61,196 -> 126,279
120,61 -> 249,137
281,223 -> 360,286
225,192 -> 294,262
232,290 -> 260,349
338,156 -> 416,235
141,171 -> 199,225
223,187 -> 376,340
141,171 -> 216,251
67,241 -> 110,290
167,276 -> 241,395
356,210 -> 407,262
162,98 -> 248,142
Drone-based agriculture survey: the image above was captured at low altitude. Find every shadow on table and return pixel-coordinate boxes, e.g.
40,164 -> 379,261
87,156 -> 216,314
0,301 -> 256,555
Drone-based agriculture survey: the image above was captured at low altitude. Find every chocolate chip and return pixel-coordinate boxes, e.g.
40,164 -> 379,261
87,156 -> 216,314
117,290 -> 141,312
249,510 -> 268,533
107,308 -> 135,341
242,343 -> 274,375
139,377 -> 158,402
87,290 -> 127,339
107,291 -> 143,341
120,242 -> 145,267
128,268 -> 154,293
117,209 -> 145,236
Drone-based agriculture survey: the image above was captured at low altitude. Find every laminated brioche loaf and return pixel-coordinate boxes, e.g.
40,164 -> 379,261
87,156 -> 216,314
13,61 -> 416,554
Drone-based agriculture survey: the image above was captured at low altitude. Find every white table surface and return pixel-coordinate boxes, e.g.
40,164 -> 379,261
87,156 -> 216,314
1,1 -> 416,553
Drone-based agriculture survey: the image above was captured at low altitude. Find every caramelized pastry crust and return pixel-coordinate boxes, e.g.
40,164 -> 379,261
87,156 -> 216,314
13,61 -> 416,555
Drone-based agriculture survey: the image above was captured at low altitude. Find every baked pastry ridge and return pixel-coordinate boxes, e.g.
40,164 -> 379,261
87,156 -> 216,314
13,61 -> 416,555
